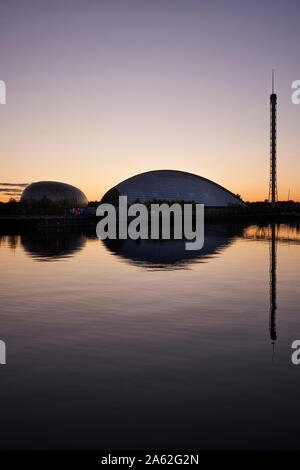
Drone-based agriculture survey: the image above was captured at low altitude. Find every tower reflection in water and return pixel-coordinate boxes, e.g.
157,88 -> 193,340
242,223 -> 278,351
243,222 -> 300,353
8,222 -> 300,354
269,223 -> 277,352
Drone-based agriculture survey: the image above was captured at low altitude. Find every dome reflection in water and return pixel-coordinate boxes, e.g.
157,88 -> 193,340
0,223 -> 300,449
17,224 -> 244,267
20,230 -> 87,262
102,224 -> 244,270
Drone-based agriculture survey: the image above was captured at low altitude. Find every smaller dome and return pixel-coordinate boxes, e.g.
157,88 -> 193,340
21,181 -> 88,207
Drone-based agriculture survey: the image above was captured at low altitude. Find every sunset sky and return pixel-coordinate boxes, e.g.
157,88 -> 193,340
0,0 -> 299,202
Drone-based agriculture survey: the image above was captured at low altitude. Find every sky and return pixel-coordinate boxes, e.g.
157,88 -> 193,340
0,0 -> 299,202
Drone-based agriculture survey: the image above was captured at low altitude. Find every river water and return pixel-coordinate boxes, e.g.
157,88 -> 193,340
0,223 -> 299,449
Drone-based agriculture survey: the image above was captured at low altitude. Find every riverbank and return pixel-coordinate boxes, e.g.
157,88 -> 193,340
0,206 -> 299,230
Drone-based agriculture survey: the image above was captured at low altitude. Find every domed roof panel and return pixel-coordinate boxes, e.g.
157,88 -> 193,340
21,181 -> 88,207
102,170 -> 244,207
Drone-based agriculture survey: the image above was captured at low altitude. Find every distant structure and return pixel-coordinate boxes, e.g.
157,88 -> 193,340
269,70 -> 278,206
101,170 -> 245,207
21,181 -> 88,207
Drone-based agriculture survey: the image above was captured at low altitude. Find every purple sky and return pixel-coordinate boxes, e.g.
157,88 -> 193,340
1,0 -> 299,201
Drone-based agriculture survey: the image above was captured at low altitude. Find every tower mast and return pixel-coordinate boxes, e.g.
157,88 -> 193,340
269,70 -> 278,206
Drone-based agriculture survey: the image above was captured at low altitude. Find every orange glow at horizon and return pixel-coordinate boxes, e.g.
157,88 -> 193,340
1,2 -> 299,205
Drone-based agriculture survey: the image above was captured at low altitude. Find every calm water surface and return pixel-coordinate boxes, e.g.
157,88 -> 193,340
0,223 -> 299,449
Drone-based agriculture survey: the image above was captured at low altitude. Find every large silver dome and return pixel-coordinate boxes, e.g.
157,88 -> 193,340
101,170 -> 244,207
21,181 -> 88,207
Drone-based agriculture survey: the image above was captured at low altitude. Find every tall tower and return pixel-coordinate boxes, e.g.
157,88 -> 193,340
269,70 -> 278,206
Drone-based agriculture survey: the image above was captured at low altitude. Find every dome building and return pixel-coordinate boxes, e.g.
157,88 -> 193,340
21,181 -> 88,207
101,170 -> 244,207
